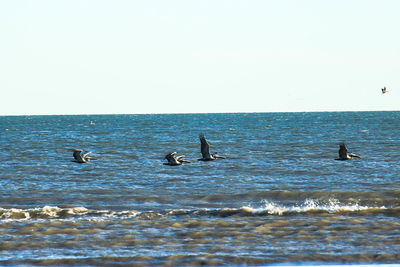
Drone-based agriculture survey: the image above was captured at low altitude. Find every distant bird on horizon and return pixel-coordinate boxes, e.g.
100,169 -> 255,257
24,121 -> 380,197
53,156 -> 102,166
335,143 -> 361,160
164,152 -> 190,166
381,86 -> 388,94
199,134 -> 226,161
68,149 -> 93,163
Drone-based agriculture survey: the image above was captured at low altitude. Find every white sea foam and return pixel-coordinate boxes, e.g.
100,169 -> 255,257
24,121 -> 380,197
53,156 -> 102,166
241,199 -> 387,215
241,202 -> 288,215
0,200 -> 390,222
0,206 -> 90,220
41,206 -> 62,217
0,207 -> 31,220
114,210 -> 141,218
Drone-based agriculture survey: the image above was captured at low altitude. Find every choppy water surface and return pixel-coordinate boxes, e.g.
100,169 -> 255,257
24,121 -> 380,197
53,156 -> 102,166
1,112 -> 400,266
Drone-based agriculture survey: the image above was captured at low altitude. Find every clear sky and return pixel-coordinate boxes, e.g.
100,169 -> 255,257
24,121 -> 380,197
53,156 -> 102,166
1,0 -> 399,115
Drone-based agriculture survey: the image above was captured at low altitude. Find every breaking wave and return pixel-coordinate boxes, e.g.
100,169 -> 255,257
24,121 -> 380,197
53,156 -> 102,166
1,199 -> 397,221
240,198 -> 388,215
0,206 -> 140,220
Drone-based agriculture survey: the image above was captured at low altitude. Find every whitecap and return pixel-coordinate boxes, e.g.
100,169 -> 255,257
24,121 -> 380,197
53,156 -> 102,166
241,202 -> 288,215
66,207 -> 89,215
116,210 -> 141,217
0,207 -> 31,220
241,199 -> 388,216
41,206 -> 62,217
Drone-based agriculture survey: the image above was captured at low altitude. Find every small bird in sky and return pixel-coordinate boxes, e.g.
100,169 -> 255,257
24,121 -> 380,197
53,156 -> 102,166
381,86 -> 388,94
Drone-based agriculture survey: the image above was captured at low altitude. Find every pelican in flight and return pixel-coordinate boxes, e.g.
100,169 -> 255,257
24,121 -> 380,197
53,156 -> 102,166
381,86 -> 388,94
335,143 -> 361,160
164,152 -> 191,166
199,134 -> 226,161
68,149 -> 93,163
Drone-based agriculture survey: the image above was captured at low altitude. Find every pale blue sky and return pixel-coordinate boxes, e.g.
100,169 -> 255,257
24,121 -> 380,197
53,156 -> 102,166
1,0 -> 399,115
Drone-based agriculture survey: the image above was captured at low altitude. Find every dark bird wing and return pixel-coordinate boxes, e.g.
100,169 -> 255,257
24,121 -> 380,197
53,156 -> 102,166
338,143 -> 348,159
200,134 -> 211,159
165,152 -> 179,165
68,149 -> 83,160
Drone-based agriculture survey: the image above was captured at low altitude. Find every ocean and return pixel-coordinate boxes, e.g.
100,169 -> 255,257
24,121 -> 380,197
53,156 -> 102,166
1,112 -> 400,266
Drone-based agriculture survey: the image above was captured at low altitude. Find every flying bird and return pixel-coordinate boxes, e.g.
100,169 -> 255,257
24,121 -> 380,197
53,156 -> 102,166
68,149 -> 93,163
199,134 -> 226,161
381,86 -> 388,94
164,152 -> 190,166
335,143 -> 361,160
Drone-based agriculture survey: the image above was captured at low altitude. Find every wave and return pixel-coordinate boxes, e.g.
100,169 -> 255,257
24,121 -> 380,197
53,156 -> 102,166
239,199 -> 387,215
172,199 -> 398,217
1,199 -> 398,221
0,206 -> 140,221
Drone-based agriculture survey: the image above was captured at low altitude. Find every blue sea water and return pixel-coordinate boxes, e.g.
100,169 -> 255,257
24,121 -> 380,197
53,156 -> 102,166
0,112 -> 400,265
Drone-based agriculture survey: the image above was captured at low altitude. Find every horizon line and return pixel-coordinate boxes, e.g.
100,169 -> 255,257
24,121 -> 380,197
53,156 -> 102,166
1,109 -> 399,117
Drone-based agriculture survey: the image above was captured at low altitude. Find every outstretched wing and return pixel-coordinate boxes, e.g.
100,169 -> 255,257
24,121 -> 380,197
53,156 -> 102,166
338,143 -> 348,158
199,134 -> 211,159
165,152 -> 175,161
164,152 -> 182,165
68,149 -> 83,160
165,152 -> 178,164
